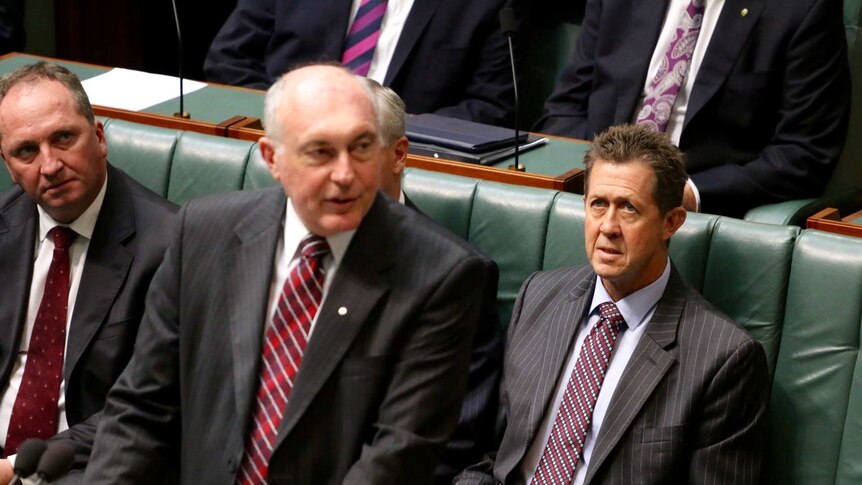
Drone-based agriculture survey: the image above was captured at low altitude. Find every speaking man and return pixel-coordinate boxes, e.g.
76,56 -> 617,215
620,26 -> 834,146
84,64 -> 490,484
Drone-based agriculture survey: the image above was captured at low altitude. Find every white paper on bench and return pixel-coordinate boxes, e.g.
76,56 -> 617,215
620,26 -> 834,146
81,68 -> 207,112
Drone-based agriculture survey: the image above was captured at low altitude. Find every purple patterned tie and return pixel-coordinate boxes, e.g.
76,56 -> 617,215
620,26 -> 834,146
4,227 -> 76,456
341,0 -> 389,76
636,0 -> 706,132
532,302 -> 626,484
236,234 -> 330,485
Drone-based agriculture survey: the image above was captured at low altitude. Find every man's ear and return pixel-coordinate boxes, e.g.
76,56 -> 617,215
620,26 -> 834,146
392,136 -> 408,175
662,206 -> 687,241
259,137 -> 280,180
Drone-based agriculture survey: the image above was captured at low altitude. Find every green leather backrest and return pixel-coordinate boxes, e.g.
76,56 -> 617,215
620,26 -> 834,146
242,148 -> 278,190
0,160 -> 13,192
402,169 -> 479,238
167,132 -> 254,204
471,181 -> 558,326
767,230 -> 862,484
103,119 -> 177,198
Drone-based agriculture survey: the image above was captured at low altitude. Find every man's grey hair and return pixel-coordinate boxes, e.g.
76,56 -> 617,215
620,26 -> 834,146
362,78 -> 406,146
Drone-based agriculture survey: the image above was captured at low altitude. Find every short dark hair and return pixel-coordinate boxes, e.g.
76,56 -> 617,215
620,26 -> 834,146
0,61 -> 95,127
584,124 -> 688,214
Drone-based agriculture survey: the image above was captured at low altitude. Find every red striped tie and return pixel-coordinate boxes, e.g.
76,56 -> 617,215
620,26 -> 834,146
532,302 -> 626,484
4,226 -> 76,456
236,234 -> 330,485
341,0 -> 389,76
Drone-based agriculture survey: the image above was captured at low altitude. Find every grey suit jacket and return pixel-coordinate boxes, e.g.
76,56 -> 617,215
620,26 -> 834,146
84,188 -> 490,484
457,264 -> 769,484
0,164 -> 178,464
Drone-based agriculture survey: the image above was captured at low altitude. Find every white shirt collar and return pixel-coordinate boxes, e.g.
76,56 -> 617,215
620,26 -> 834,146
589,258 -> 672,331
283,198 -> 355,265
37,176 -> 108,243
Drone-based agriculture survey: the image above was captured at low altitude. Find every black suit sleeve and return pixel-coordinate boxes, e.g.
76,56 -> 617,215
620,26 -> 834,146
453,271 -> 538,485
204,0 -> 276,89
83,214 -> 185,483
344,254 -> 489,484
688,339 -> 769,483
691,0 -> 850,215
531,0 -> 601,138
434,259 -> 502,484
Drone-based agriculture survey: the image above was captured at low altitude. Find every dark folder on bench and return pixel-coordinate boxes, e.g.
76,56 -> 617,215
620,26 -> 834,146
406,113 -> 528,153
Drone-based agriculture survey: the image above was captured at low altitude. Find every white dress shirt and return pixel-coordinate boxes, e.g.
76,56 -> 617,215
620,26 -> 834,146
265,199 -> 355,339
346,0 -> 417,83
521,260 -> 672,485
0,179 -> 108,456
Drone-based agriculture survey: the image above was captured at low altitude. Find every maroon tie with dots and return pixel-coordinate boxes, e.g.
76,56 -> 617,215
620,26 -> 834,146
4,226 -> 76,456
532,302 -> 627,484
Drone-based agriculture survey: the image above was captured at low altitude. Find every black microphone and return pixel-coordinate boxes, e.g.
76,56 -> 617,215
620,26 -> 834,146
171,0 -> 190,119
9,438 -> 47,483
499,5 -> 524,172
32,442 -> 74,485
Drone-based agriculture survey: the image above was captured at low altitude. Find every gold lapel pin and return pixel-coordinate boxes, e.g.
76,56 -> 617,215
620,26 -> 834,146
741,8 -> 749,16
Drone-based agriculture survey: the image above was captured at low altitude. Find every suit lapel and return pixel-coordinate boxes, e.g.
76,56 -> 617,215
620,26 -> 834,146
0,191 -> 37,384
683,0 -> 766,130
274,195 -> 395,448
64,166 -> 134,384
226,188 -> 286,433
499,269 -> 595,478
612,0 -> 671,123
584,268 -> 688,484
383,0 -> 444,86
528,274 -> 594,441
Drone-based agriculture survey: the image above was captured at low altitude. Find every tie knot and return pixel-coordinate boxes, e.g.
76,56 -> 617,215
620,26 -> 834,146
299,234 -> 330,260
598,301 -> 627,332
49,226 -> 77,250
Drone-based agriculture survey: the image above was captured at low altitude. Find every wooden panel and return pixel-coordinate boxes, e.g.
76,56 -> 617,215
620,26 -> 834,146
807,208 -> 862,238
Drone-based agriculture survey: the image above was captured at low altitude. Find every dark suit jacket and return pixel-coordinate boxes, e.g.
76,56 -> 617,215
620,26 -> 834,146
457,264 -> 769,484
0,164 -> 178,463
403,194 -> 503,484
535,0 -> 850,217
84,189 -> 490,484
203,0 -> 514,126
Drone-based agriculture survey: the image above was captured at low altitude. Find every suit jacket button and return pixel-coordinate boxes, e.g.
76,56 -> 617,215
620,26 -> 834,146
228,458 -> 237,473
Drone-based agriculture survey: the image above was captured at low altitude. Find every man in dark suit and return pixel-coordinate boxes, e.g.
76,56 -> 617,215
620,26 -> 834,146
457,124 -> 769,484
367,78 -> 503,483
203,0 -> 514,126
84,64 -> 490,484
0,62 -> 177,481
535,0 -> 850,217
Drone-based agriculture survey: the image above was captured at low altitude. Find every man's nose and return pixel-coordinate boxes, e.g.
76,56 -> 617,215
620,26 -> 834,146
39,146 -> 63,176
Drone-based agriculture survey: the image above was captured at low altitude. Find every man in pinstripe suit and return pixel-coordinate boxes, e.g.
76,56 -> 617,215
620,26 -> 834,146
84,64 -> 490,484
458,124 -> 769,484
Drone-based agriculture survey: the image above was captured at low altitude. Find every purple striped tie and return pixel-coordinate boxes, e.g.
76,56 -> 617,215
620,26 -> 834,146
636,0 -> 706,132
532,302 -> 626,484
341,0 -> 389,76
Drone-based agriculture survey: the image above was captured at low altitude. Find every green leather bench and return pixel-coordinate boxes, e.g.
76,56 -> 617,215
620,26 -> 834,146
1,119 -> 860,483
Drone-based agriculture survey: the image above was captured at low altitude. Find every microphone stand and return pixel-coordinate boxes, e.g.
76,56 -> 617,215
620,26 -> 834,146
172,0 -> 190,119
499,6 -> 524,172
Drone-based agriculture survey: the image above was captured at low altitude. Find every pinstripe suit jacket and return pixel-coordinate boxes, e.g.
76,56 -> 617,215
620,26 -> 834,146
83,188 -> 490,484
458,264 -> 769,484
